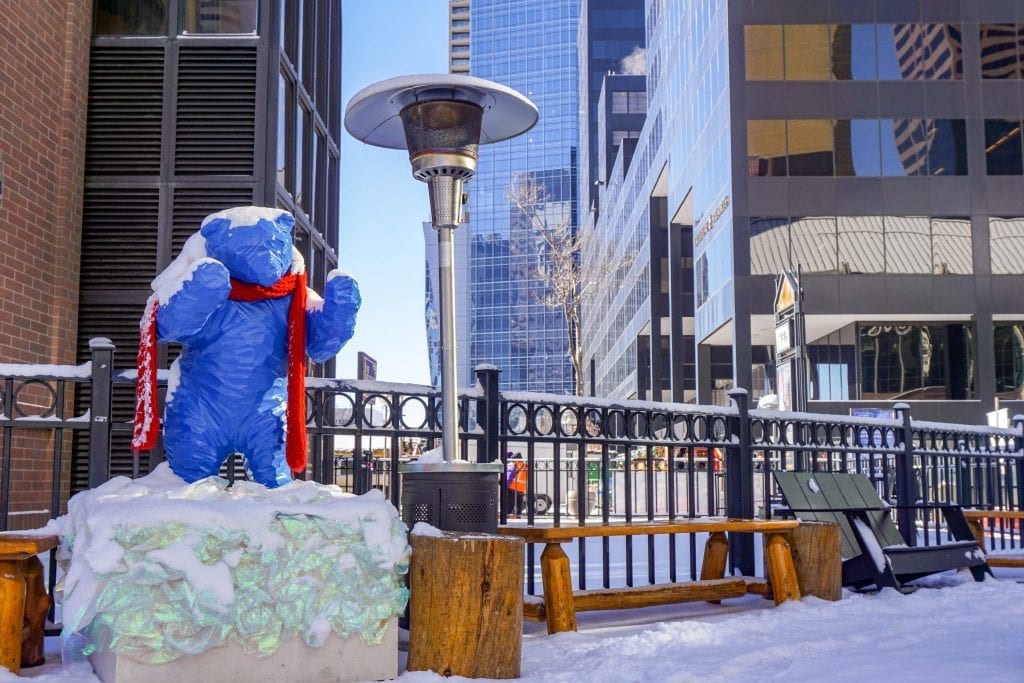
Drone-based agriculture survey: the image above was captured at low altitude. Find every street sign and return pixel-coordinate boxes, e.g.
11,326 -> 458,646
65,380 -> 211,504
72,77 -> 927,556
776,360 -> 793,412
357,352 -> 377,380
775,319 -> 793,353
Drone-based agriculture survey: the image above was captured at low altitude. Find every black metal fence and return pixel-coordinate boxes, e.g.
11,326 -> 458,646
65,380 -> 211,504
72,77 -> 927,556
3,340 -> 1023,598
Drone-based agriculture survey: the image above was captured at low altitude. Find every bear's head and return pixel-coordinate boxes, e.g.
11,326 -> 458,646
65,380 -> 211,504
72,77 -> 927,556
200,207 -> 297,286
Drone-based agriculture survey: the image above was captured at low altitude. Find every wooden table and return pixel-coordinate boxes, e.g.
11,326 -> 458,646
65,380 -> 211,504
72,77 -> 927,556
964,509 -> 1024,568
497,518 -> 802,634
0,534 -> 59,674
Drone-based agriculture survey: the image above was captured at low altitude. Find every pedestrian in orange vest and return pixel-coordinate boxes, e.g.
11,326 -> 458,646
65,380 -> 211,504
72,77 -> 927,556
506,452 -> 527,517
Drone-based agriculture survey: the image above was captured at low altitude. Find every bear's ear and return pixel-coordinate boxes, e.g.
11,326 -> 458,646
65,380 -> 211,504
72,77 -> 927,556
200,217 -> 231,246
273,210 -> 296,235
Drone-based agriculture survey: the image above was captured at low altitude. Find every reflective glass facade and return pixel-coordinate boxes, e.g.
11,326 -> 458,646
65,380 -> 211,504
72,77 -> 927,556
467,0 -> 579,393
583,0 -> 1024,422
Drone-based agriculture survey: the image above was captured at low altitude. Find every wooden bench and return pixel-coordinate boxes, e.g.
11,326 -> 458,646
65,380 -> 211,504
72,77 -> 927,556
0,534 -> 59,675
964,509 -> 1024,568
497,518 -> 803,634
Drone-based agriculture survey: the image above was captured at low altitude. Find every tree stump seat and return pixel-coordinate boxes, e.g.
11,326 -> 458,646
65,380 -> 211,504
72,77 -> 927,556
0,534 -> 59,675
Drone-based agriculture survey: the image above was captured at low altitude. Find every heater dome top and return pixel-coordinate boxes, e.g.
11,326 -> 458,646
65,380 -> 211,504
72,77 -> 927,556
344,74 -> 538,150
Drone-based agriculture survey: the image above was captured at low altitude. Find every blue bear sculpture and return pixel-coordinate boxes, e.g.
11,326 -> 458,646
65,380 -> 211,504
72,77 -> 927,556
134,207 -> 360,488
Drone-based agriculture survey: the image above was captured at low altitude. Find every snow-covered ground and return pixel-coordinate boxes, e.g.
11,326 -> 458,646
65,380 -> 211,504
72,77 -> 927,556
5,570 -> 1024,682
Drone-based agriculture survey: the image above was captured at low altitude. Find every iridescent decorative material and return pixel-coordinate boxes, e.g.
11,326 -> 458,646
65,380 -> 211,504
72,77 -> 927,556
56,466 -> 409,664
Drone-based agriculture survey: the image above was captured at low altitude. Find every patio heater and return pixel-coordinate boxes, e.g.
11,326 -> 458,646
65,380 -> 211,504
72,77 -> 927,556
345,75 -> 537,532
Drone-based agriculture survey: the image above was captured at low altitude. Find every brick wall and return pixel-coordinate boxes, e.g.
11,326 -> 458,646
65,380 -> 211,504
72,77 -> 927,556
0,0 -> 92,527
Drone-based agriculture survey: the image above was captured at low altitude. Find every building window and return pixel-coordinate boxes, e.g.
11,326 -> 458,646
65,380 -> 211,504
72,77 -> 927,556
834,120 -> 881,176
931,218 -> 972,275
748,119 -> 967,176
745,23 -> 963,81
182,0 -> 258,34
980,24 -> 1022,79
859,323 -> 973,400
276,73 -> 288,189
786,120 -> 833,176
747,120 -> 787,176
990,218 -> 1024,274
94,0 -> 167,35
744,25 -> 784,80
994,323 -> 1024,398
610,91 -> 646,114
784,25 -> 834,81
752,216 -> 973,276
884,216 -> 931,274
985,119 -> 1024,175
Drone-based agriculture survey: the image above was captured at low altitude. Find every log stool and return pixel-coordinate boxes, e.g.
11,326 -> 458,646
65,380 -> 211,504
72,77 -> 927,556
0,534 -> 59,674
407,530 -> 524,679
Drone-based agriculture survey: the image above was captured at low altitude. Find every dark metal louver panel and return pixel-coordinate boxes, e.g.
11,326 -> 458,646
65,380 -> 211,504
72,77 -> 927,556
175,46 -> 258,175
85,46 -> 165,176
81,188 -> 161,289
76,302 -> 149,368
170,186 -> 256,254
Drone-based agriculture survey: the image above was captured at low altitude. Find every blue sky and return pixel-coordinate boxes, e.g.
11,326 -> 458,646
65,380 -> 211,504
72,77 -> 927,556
336,0 -> 448,384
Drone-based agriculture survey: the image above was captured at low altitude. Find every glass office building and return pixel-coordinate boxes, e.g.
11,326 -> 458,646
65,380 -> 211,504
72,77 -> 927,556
464,0 -> 580,392
585,0 -> 1024,423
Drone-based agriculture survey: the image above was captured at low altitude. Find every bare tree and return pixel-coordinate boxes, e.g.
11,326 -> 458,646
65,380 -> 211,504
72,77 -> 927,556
508,176 -> 635,396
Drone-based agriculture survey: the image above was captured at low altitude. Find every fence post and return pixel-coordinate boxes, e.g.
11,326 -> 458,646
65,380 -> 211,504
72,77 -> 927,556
892,402 -> 916,546
87,338 -> 115,489
476,366 -> 501,464
1014,415 -> 1024,513
726,388 -> 755,576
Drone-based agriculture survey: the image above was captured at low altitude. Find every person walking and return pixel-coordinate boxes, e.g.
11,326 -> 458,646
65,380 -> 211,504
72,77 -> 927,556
506,452 -> 528,518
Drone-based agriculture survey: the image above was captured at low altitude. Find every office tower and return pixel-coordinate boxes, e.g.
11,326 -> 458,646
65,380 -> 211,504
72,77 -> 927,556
449,0 -> 471,74
578,0 -> 646,215
464,0 -> 580,393
585,0 -> 1024,423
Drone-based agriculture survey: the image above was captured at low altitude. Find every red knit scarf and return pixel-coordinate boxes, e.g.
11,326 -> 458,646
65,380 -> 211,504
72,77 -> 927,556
132,272 -> 309,475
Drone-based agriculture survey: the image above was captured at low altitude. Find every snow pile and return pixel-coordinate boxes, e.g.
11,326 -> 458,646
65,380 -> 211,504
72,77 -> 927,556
393,577 -> 1024,682
52,464 -> 409,664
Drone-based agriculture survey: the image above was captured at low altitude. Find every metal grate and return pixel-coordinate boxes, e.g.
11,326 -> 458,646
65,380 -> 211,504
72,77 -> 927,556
445,502 -> 491,526
175,46 -> 257,175
85,45 -> 165,176
80,188 -> 161,290
402,503 -> 433,524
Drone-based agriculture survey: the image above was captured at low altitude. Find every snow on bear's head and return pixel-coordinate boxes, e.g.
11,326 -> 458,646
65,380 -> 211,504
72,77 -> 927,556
200,207 -> 296,287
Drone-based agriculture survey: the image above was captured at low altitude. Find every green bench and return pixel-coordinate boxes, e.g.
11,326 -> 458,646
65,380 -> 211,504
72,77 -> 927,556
773,471 -> 990,591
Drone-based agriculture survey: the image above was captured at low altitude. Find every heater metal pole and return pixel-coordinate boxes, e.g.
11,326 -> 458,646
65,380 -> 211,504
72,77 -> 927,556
436,224 -> 460,462
428,173 -> 464,462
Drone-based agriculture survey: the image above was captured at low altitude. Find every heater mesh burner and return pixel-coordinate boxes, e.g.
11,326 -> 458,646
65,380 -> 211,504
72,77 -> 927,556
413,165 -> 475,181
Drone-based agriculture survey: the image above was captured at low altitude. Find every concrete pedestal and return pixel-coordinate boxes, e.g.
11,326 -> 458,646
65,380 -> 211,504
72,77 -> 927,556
90,618 -> 397,683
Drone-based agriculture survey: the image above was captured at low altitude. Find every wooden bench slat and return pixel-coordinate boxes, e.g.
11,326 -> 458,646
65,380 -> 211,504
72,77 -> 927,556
522,597 -> 546,621
964,510 -> 1024,520
986,556 -> 1024,568
0,535 -> 59,561
962,510 -> 1024,568
572,577 -> 748,612
497,518 -> 798,543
